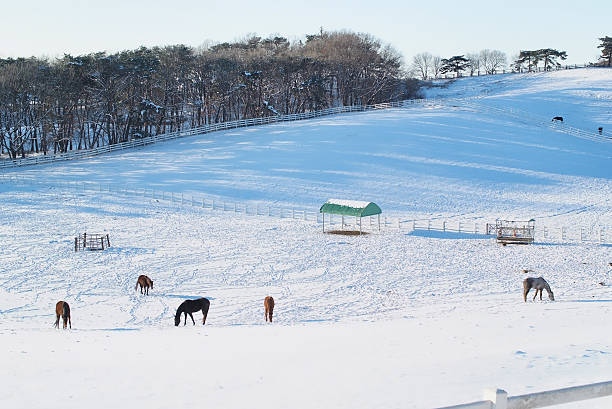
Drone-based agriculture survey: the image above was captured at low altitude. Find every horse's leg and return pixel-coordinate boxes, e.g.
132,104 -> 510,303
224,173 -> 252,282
269,308 -> 273,323
533,290 -> 538,301
183,312 -> 187,325
54,313 -> 60,328
539,289 -> 543,301
189,312 -> 195,325
523,288 -> 529,302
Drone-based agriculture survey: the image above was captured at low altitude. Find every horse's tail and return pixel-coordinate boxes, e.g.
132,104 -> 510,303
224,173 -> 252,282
135,279 -> 139,291
63,302 -> 70,325
202,299 -> 210,325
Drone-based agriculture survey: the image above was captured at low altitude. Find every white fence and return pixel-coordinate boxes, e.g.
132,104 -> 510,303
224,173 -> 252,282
0,98 -> 441,169
437,381 -> 612,408
459,101 -> 612,142
436,63 -> 607,79
1,174 -> 609,244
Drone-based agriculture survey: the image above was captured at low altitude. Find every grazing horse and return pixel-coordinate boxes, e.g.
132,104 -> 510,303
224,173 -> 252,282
523,277 -> 555,302
264,296 -> 275,322
552,116 -> 563,122
599,127 -> 603,135
135,275 -> 153,295
54,301 -> 71,329
175,298 -> 210,326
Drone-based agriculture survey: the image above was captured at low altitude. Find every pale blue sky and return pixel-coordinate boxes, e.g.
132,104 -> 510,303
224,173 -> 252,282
1,0 -> 609,65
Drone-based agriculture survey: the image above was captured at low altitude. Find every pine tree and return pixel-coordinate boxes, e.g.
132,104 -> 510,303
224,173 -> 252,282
598,36 -> 612,67
440,55 -> 470,77
536,49 -> 568,71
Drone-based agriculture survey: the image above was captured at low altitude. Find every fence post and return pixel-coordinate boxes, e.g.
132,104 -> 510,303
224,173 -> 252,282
562,227 -> 567,241
483,388 -> 508,409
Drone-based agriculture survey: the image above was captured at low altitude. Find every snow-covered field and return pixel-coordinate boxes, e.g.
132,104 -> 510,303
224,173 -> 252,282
1,69 -> 611,409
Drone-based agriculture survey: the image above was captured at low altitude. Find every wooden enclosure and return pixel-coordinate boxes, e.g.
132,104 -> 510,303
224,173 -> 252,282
74,233 -> 111,251
487,219 -> 535,245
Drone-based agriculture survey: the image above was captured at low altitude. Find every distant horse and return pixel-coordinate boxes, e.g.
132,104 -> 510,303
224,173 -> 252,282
264,296 -> 275,322
599,127 -> 603,135
54,301 -> 71,329
552,116 -> 563,122
175,298 -> 210,326
135,275 -> 153,295
523,277 -> 555,302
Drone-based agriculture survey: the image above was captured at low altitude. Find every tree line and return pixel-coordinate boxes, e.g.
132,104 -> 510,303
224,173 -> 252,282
0,31 -> 418,159
410,36 -> 611,80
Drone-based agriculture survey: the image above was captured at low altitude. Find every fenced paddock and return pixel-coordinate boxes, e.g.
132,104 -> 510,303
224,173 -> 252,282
1,174 -> 610,245
75,233 -> 110,251
436,380 -> 612,408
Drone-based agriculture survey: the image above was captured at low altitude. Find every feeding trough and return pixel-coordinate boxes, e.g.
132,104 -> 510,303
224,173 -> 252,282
319,199 -> 382,235
488,219 -> 535,245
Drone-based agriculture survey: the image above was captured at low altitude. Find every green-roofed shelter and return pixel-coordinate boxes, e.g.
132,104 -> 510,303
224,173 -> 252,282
319,199 -> 382,234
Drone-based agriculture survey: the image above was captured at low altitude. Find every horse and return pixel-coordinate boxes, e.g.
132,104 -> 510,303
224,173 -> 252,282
264,296 -> 275,322
523,277 -> 555,302
175,298 -> 210,326
552,116 -> 563,122
599,127 -> 603,135
135,274 -> 153,295
54,301 -> 71,329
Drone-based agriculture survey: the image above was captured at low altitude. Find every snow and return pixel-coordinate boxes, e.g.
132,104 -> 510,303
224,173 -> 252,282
325,198 -> 374,208
1,68 -> 612,409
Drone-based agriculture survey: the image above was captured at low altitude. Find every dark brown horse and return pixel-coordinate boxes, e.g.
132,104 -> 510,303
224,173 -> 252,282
552,116 -> 563,122
54,301 -> 71,329
135,275 -> 153,295
264,296 -> 275,322
175,298 -> 210,326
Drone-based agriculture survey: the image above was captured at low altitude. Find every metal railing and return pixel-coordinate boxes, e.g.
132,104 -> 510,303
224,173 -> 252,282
437,381 -> 612,408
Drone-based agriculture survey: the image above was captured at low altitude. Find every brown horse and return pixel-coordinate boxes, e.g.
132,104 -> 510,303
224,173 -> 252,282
135,275 -> 153,295
54,301 -> 71,329
264,296 -> 275,322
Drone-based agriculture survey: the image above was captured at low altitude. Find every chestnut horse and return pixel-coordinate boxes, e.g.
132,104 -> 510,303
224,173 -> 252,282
135,274 -> 153,295
54,301 -> 71,329
264,296 -> 275,322
175,298 -> 210,326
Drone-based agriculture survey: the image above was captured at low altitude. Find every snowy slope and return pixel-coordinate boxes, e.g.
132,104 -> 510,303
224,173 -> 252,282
1,68 -> 612,409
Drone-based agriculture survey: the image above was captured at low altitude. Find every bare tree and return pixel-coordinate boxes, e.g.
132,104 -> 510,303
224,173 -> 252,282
465,53 -> 480,76
479,49 -> 507,74
411,52 -> 433,80
431,55 -> 442,79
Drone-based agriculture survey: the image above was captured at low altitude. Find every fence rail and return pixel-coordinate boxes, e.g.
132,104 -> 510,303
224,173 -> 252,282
436,381 -> 612,409
1,175 -> 609,244
0,99 -> 440,169
435,63 -> 607,79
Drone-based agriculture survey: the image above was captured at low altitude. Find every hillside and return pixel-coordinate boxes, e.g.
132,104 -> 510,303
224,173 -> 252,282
1,68 -> 611,409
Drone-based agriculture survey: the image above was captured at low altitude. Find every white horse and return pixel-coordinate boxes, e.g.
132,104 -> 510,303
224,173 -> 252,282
523,277 -> 554,302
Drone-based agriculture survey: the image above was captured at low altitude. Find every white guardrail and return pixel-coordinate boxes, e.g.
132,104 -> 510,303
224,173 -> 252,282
0,98 -> 445,169
1,175 -> 610,244
437,381 -> 612,408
